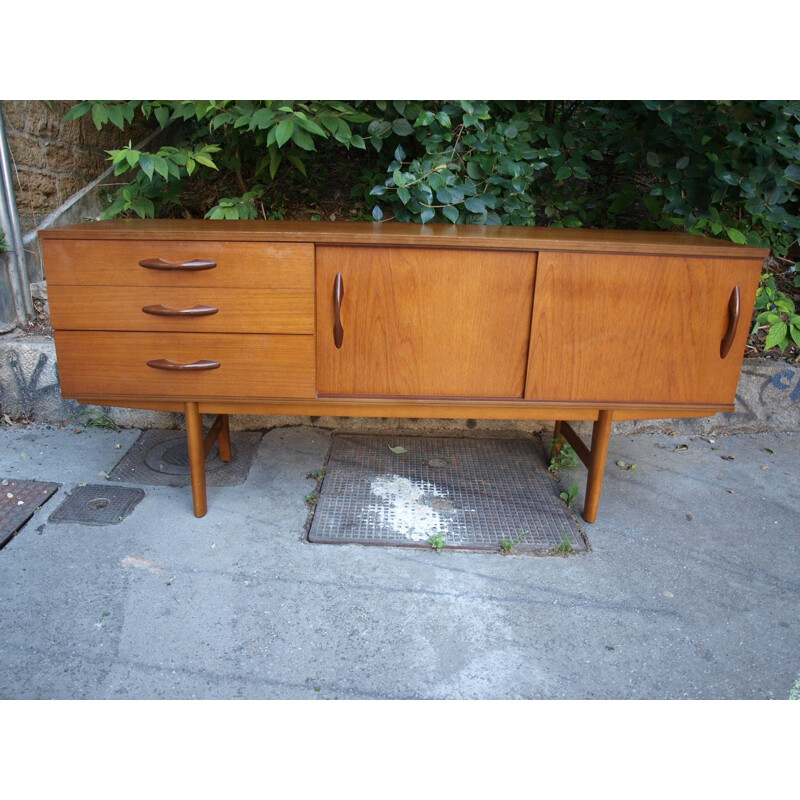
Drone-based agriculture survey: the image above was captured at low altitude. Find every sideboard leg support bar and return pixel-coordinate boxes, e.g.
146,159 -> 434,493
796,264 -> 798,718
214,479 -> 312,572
553,411 -> 613,524
185,401 -> 208,518
218,414 -> 231,462
202,413 -> 231,461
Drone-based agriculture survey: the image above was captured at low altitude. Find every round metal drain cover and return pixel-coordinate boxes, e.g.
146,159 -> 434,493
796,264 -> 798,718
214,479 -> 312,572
144,438 -> 235,475
87,497 -> 110,510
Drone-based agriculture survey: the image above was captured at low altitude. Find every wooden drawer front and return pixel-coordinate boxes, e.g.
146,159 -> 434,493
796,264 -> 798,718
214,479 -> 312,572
54,331 -> 315,399
526,252 -> 762,405
43,240 -> 314,289
48,286 -> 314,334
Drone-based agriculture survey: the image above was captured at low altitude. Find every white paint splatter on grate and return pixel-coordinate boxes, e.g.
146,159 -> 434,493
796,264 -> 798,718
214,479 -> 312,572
363,475 -> 450,541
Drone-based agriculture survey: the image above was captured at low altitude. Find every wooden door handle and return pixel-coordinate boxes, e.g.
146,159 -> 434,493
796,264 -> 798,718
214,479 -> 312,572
333,272 -> 344,349
142,304 -> 219,317
146,358 -> 221,371
138,258 -> 217,271
720,285 -> 740,359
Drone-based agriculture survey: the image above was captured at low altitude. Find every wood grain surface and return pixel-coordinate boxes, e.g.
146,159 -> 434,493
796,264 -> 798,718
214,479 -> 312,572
55,331 -> 315,399
39,219 -> 770,259
525,252 -> 762,405
316,245 -> 536,398
42,239 -> 314,288
48,285 -> 314,334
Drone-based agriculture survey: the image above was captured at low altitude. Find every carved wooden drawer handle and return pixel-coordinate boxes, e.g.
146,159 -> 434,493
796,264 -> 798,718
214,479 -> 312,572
333,272 -> 344,349
146,358 -> 221,371
720,285 -> 740,359
142,304 -> 219,317
138,258 -> 217,271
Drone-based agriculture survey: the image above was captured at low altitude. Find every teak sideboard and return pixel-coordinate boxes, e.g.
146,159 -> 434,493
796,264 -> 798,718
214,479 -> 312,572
39,220 -> 768,522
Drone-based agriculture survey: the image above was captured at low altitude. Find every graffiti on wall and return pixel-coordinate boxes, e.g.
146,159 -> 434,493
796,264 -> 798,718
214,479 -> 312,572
0,349 -> 78,419
770,367 -> 800,402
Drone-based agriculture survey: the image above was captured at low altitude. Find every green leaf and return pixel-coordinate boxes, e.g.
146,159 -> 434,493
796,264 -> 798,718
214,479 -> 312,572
726,227 -> 747,244
154,106 -> 170,128
388,445 -> 407,453
194,153 -> 218,170
435,111 -> 452,128
291,127 -> 316,151
436,186 -> 464,205
294,116 -> 327,137
368,120 -> 392,138
555,165 -> 572,180
764,322 -> 788,351
464,196 -> 486,213
153,155 -> 170,180
129,197 -> 155,218
286,154 -> 307,176
138,153 -> 155,181
420,207 -> 435,224
676,155 -> 690,169
372,204 -> 383,221
269,147 -> 281,179
442,204 -> 459,223
646,151 -> 660,167
91,104 -> 108,129
466,161 -> 484,180
392,118 -> 414,136
106,104 -> 125,130
275,118 -> 295,147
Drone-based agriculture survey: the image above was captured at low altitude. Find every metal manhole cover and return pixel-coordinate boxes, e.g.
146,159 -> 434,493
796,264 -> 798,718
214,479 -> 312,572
0,479 -> 59,548
307,435 -> 587,554
49,484 -> 145,526
108,429 -> 262,486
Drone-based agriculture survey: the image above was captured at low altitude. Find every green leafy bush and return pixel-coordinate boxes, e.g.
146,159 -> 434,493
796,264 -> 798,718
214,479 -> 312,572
64,100 -> 800,358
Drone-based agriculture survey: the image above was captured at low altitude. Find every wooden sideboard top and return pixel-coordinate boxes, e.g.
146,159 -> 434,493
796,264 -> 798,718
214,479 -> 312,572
39,219 -> 770,259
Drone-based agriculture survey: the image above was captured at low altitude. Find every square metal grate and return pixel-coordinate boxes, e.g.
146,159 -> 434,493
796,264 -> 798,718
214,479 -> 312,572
307,435 -> 587,554
49,484 -> 145,526
108,429 -> 262,487
0,479 -> 59,547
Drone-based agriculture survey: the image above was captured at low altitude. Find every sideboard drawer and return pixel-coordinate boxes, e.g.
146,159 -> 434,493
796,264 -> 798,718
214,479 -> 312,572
54,331 -> 315,399
48,286 -> 314,334
43,240 -> 314,289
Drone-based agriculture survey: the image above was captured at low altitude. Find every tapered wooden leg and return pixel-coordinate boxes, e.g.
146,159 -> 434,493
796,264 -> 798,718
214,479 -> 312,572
583,410 -> 613,523
218,414 -> 232,462
185,401 -> 208,518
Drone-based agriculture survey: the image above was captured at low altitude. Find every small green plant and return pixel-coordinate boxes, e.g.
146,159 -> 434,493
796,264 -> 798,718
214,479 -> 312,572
304,492 -> 318,506
751,272 -> 800,354
306,469 -> 325,480
500,530 -> 531,554
549,439 -> 579,473
71,411 -> 118,430
560,482 -> 579,509
428,532 -> 447,552
555,534 -> 573,554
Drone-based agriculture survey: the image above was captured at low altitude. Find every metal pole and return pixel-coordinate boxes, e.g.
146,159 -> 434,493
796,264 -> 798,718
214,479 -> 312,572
0,102 -> 33,324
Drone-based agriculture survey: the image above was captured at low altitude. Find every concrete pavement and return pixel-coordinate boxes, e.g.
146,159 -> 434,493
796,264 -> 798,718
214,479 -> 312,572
0,423 -> 798,699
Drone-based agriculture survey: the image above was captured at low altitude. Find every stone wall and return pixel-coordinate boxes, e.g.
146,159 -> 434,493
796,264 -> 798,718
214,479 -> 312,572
1,100 -> 154,232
